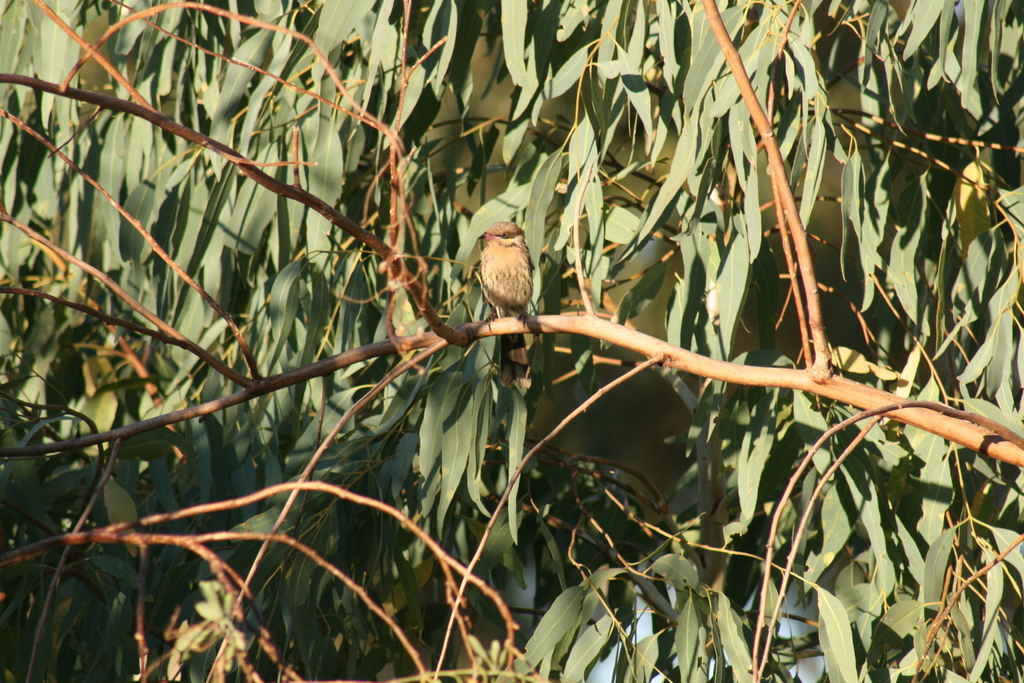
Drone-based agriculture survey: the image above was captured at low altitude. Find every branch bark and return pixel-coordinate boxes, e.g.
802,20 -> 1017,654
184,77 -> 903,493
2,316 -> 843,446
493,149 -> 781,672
4,315 -> 1022,467
699,0 -> 832,381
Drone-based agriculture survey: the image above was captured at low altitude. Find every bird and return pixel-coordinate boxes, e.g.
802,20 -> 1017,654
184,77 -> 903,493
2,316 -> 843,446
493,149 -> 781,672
478,221 -> 534,388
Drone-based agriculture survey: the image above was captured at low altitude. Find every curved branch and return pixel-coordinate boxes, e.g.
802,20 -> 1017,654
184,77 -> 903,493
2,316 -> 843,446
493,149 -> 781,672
0,106 -> 260,379
66,2 -> 386,133
0,286 -> 180,346
0,481 -> 521,658
436,355 -> 665,674
754,411 -> 883,679
0,329 -> 444,457
911,528 -> 1024,683
0,208 -> 251,387
212,342 -> 447,675
26,438 -> 123,683
699,0 -> 832,381
0,75 -> 469,347
28,0 -> 151,107
4,315 -> 1023,468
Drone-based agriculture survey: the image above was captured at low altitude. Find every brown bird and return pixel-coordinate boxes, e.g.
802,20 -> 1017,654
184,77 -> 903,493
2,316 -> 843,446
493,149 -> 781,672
478,221 -> 534,388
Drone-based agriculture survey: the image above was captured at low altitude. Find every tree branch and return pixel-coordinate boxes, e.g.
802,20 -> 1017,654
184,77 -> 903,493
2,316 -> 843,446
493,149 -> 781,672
0,74 -> 469,347
0,106 -> 261,379
699,0 -> 832,381
0,208 -> 252,387
5,316 -> 1022,467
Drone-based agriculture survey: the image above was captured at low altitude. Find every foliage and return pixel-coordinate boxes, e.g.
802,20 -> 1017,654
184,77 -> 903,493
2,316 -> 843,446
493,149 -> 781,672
1,0 -> 1024,681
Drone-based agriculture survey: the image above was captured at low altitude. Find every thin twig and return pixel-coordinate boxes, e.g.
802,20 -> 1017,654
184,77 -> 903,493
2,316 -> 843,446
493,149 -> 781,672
210,342 -> 447,675
0,286 -> 179,347
0,74 -> 469,347
910,530 -> 1024,683
751,400 -> 1020,678
0,209 -> 251,387
29,0 -> 151,107
833,107 -> 1024,154
433,355 -> 664,678
102,0 -> 368,128
4,317 -> 1023,467
291,125 -> 301,188
25,437 -> 122,683
754,416 -> 881,679
835,113 -> 996,195
0,328 -> 443,458
0,106 -> 261,379
0,389 -> 99,442
0,482 -> 522,666
66,3 -> 386,132
769,179 -> 813,367
573,165 -> 597,316
135,542 -> 151,681
763,0 -> 812,366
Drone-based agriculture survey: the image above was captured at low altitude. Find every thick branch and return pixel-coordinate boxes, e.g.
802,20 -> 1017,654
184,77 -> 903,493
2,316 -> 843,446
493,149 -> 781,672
4,315 -> 1023,467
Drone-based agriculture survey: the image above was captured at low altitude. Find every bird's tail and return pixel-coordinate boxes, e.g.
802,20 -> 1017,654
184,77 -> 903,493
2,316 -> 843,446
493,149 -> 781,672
500,334 -> 531,389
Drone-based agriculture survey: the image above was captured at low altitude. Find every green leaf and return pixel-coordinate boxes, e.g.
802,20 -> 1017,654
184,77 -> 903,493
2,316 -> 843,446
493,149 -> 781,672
958,0 -> 983,118
899,0 -> 944,55
526,151 -> 564,258
209,32 -> 271,152
546,45 -> 588,99
501,0 -> 530,86
603,206 -> 640,244
103,478 -> 138,525
424,0 -> 458,96
799,114 -> 828,228
870,599 -> 923,659
915,431 -> 952,545
675,590 -> 702,678
438,382 -> 477,525
955,160 -> 991,254
736,391 -> 775,526
841,454 -> 897,597
617,46 -> 654,152
557,0 -> 592,40
524,586 -> 586,671
119,427 -> 188,461
614,261 -> 667,324
923,527 -> 956,605
968,550 -> 1002,679
316,0 -> 377,56
817,587 -> 858,683
507,389 -> 527,543
876,602 -> 925,638
808,481 -> 851,582
419,366 -> 466,517
267,260 -> 304,369
652,553 -> 700,590
991,527 -> 1024,587
716,593 -> 752,676
82,391 -> 118,435
716,225 -> 751,356
562,615 -> 612,683
631,633 -> 659,683
634,111 -> 700,246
